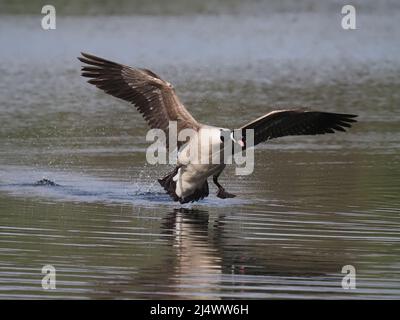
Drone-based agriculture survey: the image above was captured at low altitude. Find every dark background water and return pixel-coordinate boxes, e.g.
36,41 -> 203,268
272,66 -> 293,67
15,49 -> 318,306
0,0 -> 399,299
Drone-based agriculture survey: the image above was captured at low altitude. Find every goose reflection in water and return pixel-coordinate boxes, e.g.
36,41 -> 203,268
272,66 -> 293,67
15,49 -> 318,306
162,208 -> 224,299
159,207 -> 358,299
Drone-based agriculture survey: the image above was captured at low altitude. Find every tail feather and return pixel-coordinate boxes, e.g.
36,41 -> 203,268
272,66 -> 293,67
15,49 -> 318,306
183,181 -> 209,204
158,167 -> 209,204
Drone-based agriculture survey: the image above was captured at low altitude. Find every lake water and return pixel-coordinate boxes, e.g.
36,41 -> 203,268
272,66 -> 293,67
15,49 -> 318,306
0,3 -> 400,299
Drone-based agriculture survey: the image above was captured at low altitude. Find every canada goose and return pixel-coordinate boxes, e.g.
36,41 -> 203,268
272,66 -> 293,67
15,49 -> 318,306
78,53 -> 357,204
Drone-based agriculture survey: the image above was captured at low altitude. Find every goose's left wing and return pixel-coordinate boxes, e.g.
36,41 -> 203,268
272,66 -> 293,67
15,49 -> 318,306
78,53 -> 201,147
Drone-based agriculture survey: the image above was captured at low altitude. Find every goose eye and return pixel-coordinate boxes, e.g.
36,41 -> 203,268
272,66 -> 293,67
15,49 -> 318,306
220,135 -> 225,142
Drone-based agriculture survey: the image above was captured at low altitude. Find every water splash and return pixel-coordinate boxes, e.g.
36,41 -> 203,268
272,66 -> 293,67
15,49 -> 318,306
0,165 -> 249,207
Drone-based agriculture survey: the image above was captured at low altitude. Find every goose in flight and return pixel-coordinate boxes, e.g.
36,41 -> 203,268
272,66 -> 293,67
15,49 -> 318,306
78,53 -> 357,204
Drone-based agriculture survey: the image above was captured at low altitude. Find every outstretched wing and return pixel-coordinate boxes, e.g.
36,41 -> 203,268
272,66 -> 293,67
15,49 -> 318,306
78,52 -> 201,140
239,109 -> 357,146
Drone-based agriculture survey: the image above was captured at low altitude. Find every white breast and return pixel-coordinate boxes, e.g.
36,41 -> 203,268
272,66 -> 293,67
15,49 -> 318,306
178,126 -> 223,165
174,126 -> 226,199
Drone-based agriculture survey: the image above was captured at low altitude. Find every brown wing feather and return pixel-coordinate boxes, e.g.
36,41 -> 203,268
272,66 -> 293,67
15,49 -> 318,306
78,53 -> 201,138
240,109 -> 357,146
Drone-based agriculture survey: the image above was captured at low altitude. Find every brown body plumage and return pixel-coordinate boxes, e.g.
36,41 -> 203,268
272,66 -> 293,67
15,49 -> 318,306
79,53 -> 358,204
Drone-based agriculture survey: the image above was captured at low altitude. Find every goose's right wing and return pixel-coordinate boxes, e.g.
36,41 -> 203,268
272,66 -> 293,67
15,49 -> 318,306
239,109 -> 358,146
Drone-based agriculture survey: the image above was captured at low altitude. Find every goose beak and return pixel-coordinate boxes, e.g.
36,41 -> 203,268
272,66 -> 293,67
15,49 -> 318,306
237,139 -> 245,148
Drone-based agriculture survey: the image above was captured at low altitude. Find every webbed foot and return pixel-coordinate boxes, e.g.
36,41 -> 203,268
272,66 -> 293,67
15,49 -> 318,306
216,188 -> 236,199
